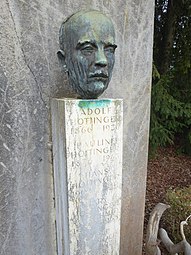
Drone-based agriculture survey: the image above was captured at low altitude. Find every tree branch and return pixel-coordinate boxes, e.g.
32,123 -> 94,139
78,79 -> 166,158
159,0 -> 177,74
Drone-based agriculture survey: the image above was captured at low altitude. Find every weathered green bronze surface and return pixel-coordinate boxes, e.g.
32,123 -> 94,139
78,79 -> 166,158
58,10 -> 117,99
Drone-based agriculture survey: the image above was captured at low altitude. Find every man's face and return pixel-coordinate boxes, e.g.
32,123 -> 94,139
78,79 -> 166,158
64,12 -> 117,99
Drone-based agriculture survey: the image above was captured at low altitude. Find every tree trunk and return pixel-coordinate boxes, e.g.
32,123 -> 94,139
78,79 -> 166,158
159,0 -> 177,74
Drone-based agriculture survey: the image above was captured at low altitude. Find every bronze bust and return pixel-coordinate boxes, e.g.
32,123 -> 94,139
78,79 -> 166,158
58,10 -> 117,99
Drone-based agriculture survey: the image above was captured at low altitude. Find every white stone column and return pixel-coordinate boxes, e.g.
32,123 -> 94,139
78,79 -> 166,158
51,98 -> 123,255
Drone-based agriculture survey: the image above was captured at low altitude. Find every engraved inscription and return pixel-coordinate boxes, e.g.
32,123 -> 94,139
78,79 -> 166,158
65,99 -> 123,255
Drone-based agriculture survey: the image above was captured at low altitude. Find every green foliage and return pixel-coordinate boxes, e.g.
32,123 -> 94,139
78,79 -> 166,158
164,186 -> 191,243
149,69 -> 191,154
149,0 -> 191,154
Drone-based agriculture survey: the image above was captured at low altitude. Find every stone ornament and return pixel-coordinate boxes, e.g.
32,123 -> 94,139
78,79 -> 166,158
58,10 -> 117,99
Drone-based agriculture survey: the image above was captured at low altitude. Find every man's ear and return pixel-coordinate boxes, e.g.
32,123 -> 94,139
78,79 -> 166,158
57,49 -> 65,63
57,50 -> 68,72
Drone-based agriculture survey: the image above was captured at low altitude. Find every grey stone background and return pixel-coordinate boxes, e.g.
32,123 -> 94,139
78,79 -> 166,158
0,0 -> 154,254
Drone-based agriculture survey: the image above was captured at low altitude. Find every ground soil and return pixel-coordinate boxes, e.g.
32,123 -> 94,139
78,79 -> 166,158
143,146 -> 191,254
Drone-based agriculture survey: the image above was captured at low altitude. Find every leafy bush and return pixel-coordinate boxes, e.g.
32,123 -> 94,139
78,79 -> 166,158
149,68 -> 191,155
150,0 -> 191,155
163,186 -> 191,244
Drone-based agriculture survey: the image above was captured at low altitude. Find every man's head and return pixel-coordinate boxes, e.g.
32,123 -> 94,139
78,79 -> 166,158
58,10 -> 117,99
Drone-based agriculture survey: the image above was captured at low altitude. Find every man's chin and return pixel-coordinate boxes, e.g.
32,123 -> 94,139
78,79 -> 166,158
86,81 -> 107,98
75,81 -> 108,99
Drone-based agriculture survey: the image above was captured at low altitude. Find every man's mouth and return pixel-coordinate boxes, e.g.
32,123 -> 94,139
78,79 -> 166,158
88,72 -> 108,80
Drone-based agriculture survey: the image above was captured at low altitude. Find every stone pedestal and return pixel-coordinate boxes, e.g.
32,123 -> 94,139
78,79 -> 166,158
51,98 -> 123,255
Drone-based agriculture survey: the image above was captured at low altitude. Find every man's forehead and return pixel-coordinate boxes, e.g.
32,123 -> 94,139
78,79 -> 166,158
72,31 -> 115,48
68,18 -> 114,44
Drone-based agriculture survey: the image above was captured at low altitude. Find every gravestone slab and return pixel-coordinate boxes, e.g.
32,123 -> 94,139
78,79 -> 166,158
52,98 -> 123,255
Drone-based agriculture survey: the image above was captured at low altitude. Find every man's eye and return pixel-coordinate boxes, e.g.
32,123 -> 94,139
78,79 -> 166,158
81,47 -> 94,55
104,46 -> 116,54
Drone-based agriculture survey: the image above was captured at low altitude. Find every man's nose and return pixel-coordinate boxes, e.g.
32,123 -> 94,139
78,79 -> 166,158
95,49 -> 107,67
